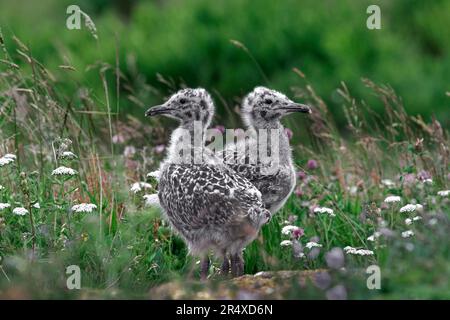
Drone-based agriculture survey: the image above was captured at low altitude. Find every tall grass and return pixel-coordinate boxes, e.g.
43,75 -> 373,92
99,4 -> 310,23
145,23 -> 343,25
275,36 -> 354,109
0,32 -> 449,299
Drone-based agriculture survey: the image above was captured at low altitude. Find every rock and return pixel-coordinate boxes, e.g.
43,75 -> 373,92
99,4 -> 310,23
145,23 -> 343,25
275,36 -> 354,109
149,269 -> 327,299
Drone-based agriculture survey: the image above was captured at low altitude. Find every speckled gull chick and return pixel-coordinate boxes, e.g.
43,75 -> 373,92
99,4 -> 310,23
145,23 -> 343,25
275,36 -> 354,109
222,87 -> 311,214
145,88 -> 271,279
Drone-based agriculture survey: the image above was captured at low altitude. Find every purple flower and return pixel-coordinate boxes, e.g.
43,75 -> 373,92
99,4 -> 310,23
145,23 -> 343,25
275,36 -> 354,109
287,214 -> 298,223
297,170 -> 307,180
417,170 -> 431,181
326,284 -> 347,300
112,133 -> 126,144
325,247 -> 345,270
153,144 -> 166,154
307,159 -> 318,170
292,227 -> 304,239
123,145 -> 136,158
284,128 -> 293,140
294,187 -> 303,197
214,125 -> 225,134
403,173 -> 415,185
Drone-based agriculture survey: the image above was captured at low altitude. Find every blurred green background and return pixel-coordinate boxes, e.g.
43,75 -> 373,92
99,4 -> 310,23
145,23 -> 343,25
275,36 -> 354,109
1,0 -> 449,127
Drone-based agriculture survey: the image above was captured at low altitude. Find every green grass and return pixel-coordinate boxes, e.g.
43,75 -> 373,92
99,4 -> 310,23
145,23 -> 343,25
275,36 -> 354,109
0,31 -> 449,299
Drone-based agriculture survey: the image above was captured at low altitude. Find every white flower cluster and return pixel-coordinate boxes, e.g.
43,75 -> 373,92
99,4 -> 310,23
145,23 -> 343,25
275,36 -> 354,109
401,230 -> 415,238
280,240 -> 293,247
305,241 -> 322,249
0,154 -> 16,167
400,204 -> 423,213
344,246 -> 374,256
71,203 -> 97,213
52,166 -> 77,176
60,151 -> 77,159
281,225 -> 301,235
437,190 -> 450,197
381,179 -> 395,187
143,194 -> 160,207
0,185 -> 4,190
0,203 -> 11,210
130,182 -> 152,194
405,216 -> 422,225
314,207 -> 335,217
147,171 -> 161,181
13,207 -> 28,216
367,231 -> 381,242
384,195 -> 401,203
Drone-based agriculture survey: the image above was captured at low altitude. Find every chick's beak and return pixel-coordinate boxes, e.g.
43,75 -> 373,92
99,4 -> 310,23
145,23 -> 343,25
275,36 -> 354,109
280,103 -> 311,114
145,104 -> 173,117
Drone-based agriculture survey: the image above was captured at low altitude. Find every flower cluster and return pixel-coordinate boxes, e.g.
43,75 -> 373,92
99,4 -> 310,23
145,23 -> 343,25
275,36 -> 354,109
71,203 -> 97,213
130,182 -> 152,194
343,246 -> 374,256
384,195 -> 401,203
314,207 -> 335,217
0,154 -> 16,167
399,204 -> 423,213
52,166 -> 77,176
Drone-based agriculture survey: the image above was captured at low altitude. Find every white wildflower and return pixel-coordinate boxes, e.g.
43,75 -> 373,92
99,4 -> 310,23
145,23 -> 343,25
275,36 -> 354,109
52,166 -> 77,176
3,154 -> 16,160
143,194 -> 160,207
305,241 -> 322,249
405,218 -> 412,225
367,231 -> 381,242
412,216 -> 422,221
32,202 -> 40,209
401,230 -> 414,238
314,207 -> 335,217
381,179 -> 395,187
355,249 -> 374,256
281,225 -> 300,235
428,218 -> 438,226
400,204 -> 423,213
0,185 -> 4,190
71,203 -> 97,213
147,171 -> 161,181
422,179 -> 433,184
280,240 -> 293,247
60,151 -> 77,159
13,207 -> 28,216
130,182 -> 152,194
384,195 -> 401,203
0,156 -> 15,167
437,190 -> 450,197
0,203 -> 11,210
344,246 -> 374,256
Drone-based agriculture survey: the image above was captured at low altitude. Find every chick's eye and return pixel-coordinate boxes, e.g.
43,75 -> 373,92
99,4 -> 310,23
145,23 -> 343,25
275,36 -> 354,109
264,99 -> 273,105
179,98 -> 187,104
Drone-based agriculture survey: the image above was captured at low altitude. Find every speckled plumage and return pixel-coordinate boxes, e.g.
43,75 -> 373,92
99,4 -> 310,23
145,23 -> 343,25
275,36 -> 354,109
222,87 -> 311,214
146,88 -> 270,278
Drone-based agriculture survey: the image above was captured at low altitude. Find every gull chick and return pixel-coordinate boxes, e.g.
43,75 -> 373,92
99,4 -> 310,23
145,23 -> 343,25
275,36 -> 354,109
146,88 -> 270,278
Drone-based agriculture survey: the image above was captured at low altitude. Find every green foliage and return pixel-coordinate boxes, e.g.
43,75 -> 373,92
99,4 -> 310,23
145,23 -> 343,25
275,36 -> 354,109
0,1 -> 449,299
1,0 -> 449,127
